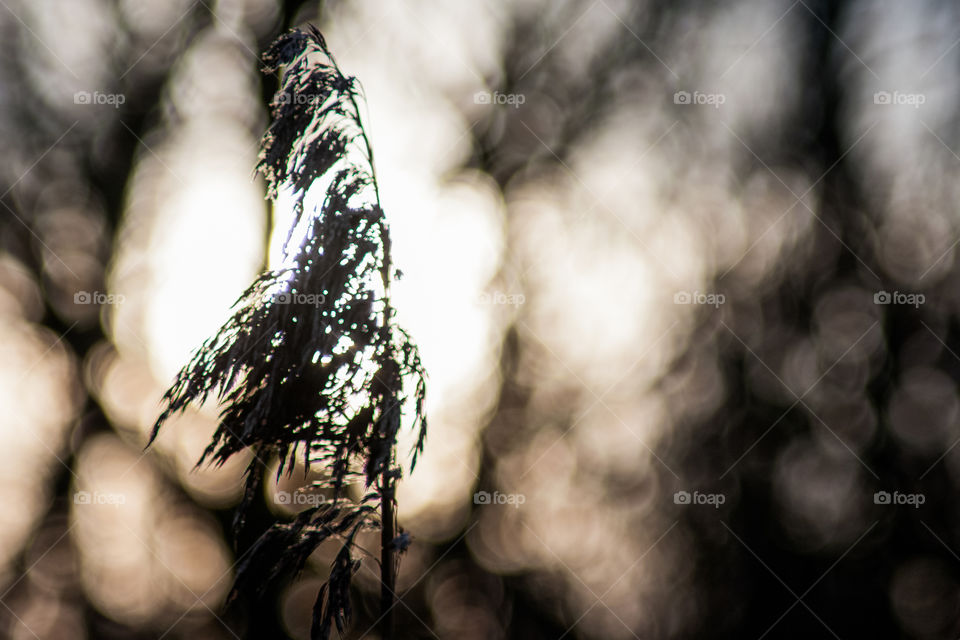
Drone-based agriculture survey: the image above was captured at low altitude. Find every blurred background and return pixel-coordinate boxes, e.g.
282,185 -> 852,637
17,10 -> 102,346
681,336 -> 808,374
2,0 -> 960,638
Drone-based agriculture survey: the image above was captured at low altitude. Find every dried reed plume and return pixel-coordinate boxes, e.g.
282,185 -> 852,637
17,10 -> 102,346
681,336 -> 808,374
149,25 -> 427,639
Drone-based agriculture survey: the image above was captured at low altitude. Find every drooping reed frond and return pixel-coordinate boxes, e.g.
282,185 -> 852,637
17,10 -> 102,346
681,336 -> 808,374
149,25 -> 426,639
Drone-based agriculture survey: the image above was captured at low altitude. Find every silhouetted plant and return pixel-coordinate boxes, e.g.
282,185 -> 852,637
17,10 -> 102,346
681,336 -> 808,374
149,25 -> 426,640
